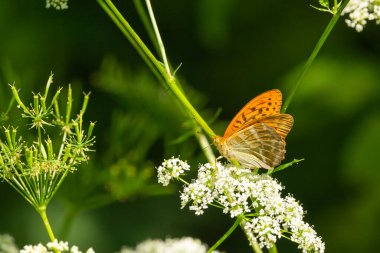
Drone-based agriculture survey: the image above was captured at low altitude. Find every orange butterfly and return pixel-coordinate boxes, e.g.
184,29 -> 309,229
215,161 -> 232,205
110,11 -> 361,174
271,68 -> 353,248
213,89 -> 293,169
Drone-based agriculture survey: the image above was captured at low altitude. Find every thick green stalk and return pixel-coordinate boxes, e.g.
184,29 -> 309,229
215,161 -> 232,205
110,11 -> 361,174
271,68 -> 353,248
37,206 -> 55,241
207,216 -> 242,253
281,0 -> 350,113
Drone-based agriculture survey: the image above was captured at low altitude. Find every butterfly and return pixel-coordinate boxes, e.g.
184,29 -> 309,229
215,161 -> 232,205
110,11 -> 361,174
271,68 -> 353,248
213,89 -> 293,169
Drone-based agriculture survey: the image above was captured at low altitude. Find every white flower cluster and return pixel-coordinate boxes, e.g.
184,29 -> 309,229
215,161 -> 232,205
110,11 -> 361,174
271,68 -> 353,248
342,0 -> 380,32
158,159 -> 324,253
20,239 -> 94,253
46,0 -> 68,10
118,237 -> 222,253
156,157 -> 190,186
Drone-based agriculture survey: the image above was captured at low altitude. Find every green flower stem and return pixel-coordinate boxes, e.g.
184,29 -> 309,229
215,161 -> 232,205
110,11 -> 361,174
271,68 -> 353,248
281,0 -> 350,113
207,215 -> 243,253
37,206 -> 55,241
97,0 -> 216,138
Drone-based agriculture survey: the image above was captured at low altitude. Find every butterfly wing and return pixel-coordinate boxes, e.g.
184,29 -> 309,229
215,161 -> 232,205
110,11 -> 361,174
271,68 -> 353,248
256,114 -> 294,142
223,89 -> 282,138
223,123 -> 285,169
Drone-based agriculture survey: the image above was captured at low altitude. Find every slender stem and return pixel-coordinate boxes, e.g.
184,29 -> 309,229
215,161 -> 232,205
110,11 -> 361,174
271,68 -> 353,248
133,0 -> 160,54
37,206 -> 55,241
207,216 -> 243,253
193,127 -> 216,164
281,0 -> 350,113
145,0 -> 171,76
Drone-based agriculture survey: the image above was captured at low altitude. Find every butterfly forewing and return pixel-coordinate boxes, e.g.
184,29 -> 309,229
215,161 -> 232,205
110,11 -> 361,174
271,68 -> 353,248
223,89 -> 282,137
224,123 -> 285,169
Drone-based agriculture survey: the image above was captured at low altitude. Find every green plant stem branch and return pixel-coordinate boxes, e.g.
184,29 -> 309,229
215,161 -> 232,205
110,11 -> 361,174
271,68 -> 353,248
97,0 -> 165,85
37,206 -> 55,241
207,215 -> 243,253
281,0 -> 350,113
98,0 -> 216,138
133,0 -> 160,54
145,0 -> 171,76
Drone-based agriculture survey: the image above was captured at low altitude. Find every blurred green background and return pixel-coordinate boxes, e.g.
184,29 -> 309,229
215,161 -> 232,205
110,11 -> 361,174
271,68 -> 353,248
1,0 -> 380,252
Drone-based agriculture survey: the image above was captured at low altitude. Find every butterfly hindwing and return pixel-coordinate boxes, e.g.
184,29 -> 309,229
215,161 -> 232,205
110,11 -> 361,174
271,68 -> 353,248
225,123 -> 285,169
223,89 -> 282,137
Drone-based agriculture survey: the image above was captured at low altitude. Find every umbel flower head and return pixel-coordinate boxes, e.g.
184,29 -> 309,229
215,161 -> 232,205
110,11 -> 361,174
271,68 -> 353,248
342,0 -> 380,32
0,74 -> 95,210
20,239 -> 94,253
157,158 -> 325,253
119,237 -> 222,253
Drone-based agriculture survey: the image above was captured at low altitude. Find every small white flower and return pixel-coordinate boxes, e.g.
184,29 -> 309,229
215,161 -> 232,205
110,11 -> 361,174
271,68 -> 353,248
290,222 -> 325,253
47,239 -> 69,251
244,216 -> 282,249
46,0 -> 68,10
180,180 -> 214,215
157,157 -> 190,186
70,246 -> 81,253
342,0 -> 380,32
20,244 -> 48,253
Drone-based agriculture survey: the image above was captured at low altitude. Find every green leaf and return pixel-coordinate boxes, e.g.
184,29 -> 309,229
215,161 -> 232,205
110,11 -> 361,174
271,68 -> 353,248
268,158 -> 304,175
